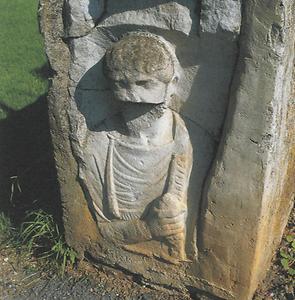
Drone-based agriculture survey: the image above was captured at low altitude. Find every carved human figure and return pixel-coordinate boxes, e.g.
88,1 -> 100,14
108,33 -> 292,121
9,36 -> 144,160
77,32 -> 193,262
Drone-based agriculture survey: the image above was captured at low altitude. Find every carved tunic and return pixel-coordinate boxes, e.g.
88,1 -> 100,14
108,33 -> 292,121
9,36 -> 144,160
107,136 -> 174,220
78,111 -> 192,224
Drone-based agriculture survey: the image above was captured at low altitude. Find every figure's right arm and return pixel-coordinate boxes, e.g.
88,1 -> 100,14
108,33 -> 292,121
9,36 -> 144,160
98,218 -> 153,244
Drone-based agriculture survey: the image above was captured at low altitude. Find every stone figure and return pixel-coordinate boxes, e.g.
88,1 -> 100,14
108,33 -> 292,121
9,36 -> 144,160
76,32 -> 193,263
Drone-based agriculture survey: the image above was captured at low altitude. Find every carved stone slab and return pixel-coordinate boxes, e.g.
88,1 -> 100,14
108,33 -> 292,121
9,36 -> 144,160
39,1 -> 295,299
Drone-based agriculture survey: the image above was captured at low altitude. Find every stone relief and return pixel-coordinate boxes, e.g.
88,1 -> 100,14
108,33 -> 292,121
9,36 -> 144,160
73,32 -> 193,263
41,1 -> 295,298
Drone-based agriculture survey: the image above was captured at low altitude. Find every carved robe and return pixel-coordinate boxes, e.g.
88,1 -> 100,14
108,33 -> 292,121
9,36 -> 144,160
78,111 -> 192,226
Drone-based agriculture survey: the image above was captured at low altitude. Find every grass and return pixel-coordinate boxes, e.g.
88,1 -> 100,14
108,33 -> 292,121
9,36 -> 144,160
19,210 -> 78,275
0,0 -> 56,215
0,210 -> 78,276
0,212 -> 12,239
0,0 -> 48,119
0,0 -> 76,277
280,234 -> 295,276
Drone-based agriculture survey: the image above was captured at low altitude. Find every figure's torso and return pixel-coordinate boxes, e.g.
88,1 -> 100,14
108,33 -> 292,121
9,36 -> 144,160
80,110 -> 191,223
108,135 -> 174,220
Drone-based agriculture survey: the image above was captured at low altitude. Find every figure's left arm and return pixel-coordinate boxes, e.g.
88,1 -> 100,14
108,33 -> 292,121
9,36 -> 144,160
166,152 -> 192,200
166,113 -> 193,200
146,113 -> 193,240
150,114 -> 192,260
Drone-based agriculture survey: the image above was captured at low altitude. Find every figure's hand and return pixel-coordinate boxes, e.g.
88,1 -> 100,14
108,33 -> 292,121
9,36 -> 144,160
147,193 -> 187,238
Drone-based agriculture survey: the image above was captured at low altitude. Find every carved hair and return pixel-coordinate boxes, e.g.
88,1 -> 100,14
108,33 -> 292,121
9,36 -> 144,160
104,32 -> 176,83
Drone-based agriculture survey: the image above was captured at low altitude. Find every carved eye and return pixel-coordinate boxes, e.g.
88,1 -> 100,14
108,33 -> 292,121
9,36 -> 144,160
135,80 -> 150,87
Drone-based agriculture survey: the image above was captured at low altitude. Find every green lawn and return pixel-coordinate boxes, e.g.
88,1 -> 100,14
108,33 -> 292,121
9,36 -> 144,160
0,0 -> 47,119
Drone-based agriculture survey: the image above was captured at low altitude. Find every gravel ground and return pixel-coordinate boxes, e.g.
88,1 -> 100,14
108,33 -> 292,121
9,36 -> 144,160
1,207 -> 294,300
0,247 -> 191,300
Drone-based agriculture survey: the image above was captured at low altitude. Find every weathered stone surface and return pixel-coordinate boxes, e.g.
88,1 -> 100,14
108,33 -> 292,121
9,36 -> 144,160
98,1 -> 195,36
64,0 -> 105,37
199,1 -> 295,298
65,1 -> 198,37
200,0 -> 242,35
39,0 -> 295,299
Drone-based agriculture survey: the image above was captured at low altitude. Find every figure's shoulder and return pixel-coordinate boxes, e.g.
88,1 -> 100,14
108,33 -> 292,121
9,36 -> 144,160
172,111 -> 189,137
171,111 -> 192,154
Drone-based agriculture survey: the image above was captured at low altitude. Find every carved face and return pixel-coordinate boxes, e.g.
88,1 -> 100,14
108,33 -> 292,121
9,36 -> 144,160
110,72 -> 168,104
105,33 -> 176,104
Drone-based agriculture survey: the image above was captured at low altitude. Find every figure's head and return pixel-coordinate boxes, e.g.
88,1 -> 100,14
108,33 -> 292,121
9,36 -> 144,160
104,32 -> 179,105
